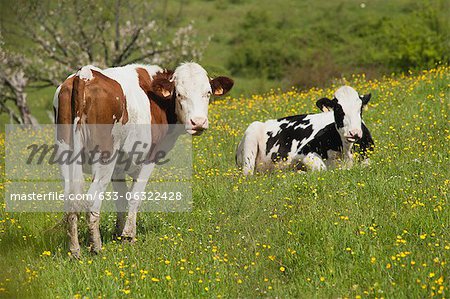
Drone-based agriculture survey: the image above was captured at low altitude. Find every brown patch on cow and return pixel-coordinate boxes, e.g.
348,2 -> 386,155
84,70 -> 127,153
150,71 -> 177,161
151,77 -> 175,99
57,77 -> 74,125
136,68 -> 177,126
81,70 -> 127,125
136,68 -> 152,94
56,69 -> 129,154
136,68 -> 179,161
137,67 -> 175,100
57,71 -> 128,126
210,76 -> 234,96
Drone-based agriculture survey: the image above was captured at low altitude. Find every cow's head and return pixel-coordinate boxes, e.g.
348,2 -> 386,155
316,86 -> 371,143
151,62 -> 233,135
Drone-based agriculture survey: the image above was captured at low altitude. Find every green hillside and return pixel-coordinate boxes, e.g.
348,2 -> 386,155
1,65 -> 449,298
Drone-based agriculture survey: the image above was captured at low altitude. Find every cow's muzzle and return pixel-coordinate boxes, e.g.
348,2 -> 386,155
344,129 -> 362,143
186,128 -> 206,136
187,117 -> 208,136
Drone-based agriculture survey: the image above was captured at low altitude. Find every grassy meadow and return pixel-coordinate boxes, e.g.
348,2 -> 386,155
0,66 -> 449,298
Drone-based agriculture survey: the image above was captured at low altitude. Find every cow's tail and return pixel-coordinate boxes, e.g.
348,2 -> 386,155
236,121 -> 262,176
67,67 -> 94,198
55,66 -> 92,209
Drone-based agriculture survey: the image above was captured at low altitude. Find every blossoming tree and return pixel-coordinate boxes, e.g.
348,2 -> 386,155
0,0 -> 206,124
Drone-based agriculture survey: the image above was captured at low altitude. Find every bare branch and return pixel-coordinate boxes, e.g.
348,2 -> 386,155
4,0 -> 208,91
28,29 -> 71,66
28,82 -> 55,89
43,25 -> 68,57
124,48 -> 173,65
0,101 -> 22,124
97,23 -> 111,66
115,0 -> 121,52
73,1 -> 95,62
0,94 -> 17,102
112,27 -> 142,66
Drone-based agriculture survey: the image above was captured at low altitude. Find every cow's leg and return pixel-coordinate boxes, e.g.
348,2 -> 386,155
60,146 -> 82,258
301,152 -> 326,172
66,212 -> 81,258
56,131 -> 84,258
121,163 -> 155,242
341,141 -> 355,169
87,152 -> 117,254
65,169 -> 84,258
111,170 -> 128,237
325,149 -> 342,169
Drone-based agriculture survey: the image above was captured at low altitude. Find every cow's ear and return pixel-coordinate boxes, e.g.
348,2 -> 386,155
316,97 -> 335,112
210,76 -> 234,96
359,93 -> 371,106
152,78 -> 175,99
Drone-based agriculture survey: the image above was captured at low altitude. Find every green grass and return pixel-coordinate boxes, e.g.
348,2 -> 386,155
0,66 -> 449,298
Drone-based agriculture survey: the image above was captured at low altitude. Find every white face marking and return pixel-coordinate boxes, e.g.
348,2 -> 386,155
334,86 -> 364,142
173,63 -> 212,134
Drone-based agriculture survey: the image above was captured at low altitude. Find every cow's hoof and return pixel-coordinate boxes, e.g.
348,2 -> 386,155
89,246 -> 102,255
70,249 -> 81,259
89,242 -> 102,254
361,158 -> 371,167
121,236 -> 136,244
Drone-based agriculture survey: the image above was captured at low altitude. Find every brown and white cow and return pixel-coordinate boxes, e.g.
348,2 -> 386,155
54,63 -> 233,257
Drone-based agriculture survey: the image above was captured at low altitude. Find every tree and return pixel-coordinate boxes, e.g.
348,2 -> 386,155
0,0 -> 207,123
0,33 -> 38,125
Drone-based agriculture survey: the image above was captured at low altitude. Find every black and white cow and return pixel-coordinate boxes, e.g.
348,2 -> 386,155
316,96 -> 375,164
236,86 -> 373,175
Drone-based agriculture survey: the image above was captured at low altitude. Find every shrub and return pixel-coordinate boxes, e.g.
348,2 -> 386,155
228,0 -> 449,85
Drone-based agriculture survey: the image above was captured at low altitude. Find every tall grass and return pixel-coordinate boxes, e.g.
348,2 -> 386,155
0,66 -> 449,298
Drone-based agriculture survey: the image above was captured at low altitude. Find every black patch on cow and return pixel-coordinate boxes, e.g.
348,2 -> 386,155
333,103 -> 345,128
359,93 -> 371,106
299,123 -> 343,159
316,97 -> 335,111
354,122 -> 375,159
266,114 -> 312,162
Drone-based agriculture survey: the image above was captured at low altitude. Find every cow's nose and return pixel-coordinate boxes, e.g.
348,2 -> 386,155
190,117 -> 208,129
348,129 -> 362,139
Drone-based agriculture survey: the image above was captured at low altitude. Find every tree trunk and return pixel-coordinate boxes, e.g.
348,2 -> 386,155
16,90 -> 39,126
4,70 -> 40,126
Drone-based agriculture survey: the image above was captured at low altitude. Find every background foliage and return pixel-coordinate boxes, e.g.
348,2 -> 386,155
0,0 -> 449,123
1,63 -> 448,299
226,0 -> 449,87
